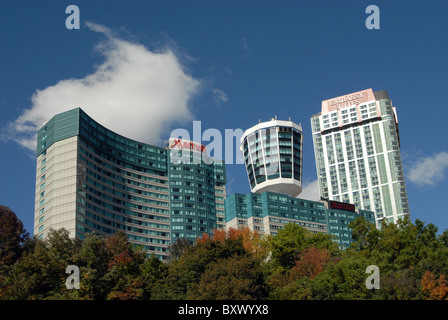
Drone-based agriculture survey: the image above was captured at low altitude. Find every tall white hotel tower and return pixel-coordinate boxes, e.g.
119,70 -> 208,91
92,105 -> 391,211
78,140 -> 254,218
311,89 -> 410,226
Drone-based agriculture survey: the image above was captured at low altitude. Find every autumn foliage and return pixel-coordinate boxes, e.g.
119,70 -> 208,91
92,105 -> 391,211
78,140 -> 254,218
292,247 -> 331,280
421,271 -> 448,300
1,207 -> 448,300
197,226 -> 267,259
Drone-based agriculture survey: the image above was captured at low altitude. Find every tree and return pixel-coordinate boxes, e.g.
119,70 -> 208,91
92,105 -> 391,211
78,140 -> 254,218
103,231 -> 146,300
421,271 -> 448,300
139,254 -> 169,299
198,227 -> 269,260
168,237 -> 193,261
5,229 -> 78,300
308,255 -> 378,300
375,267 -> 422,300
347,216 -> 379,253
268,223 -> 310,270
74,233 -> 112,300
292,247 -> 331,280
46,228 -> 80,264
268,246 -> 333,300
268,223 -> 339,271
440,230 -> 448,247
0,207 -> 31,299
153,229 -> 261,300
0,206 -> 29,266
187,254 -> 267,300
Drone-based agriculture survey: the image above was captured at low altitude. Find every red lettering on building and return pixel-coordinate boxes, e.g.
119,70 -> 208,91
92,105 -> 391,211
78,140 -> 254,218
170,139 -> 182,149
169,138 -> 206,154
329,200 -> 356,212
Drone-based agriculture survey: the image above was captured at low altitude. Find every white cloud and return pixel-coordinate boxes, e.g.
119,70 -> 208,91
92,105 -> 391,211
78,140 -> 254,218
2,22 -> 201,151
298,179 -> 320,201
407,151 -> 448,187
224,172 -> 237,197
211,89 -> 228,108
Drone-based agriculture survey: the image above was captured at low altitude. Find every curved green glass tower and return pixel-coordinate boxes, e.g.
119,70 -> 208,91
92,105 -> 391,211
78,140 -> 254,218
34,108 -> 225,259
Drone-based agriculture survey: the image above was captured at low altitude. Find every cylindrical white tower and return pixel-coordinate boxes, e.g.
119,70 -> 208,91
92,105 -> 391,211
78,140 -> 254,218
240,118 -> 303,197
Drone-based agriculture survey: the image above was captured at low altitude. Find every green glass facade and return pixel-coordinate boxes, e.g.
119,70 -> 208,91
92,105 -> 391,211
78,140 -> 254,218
242,126 -> 302,187
225,191 -> 375,249
169,152 -> 226,241
34,108 -> 225,260
241,119 -> 303,198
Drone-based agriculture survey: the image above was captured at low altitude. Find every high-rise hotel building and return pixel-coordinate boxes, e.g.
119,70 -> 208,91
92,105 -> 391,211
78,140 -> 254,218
34,108 -> 225,259
311,89 -> 410,226
227,118 -> 376,249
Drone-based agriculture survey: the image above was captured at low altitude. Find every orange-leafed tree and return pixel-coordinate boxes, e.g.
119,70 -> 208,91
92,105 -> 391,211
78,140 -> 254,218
197,227 -> 268,259
291,246 -> 331,280
421,271 -> 448,300
103,231 -> 146,300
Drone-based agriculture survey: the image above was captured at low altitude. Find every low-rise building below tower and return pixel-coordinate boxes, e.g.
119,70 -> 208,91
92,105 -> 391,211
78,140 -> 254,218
225,191 -> 375,249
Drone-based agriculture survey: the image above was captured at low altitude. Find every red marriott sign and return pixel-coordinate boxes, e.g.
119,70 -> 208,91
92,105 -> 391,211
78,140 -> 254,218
328,200 -> 356,212
169,138 -> 207,154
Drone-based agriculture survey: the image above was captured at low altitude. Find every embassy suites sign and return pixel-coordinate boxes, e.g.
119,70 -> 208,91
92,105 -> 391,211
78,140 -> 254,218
322,88 -> 376,113
329,92 -> 365,110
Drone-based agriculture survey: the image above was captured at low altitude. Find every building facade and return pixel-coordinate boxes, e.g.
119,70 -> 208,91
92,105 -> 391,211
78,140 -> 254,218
34,108 -> 225,260
225,191 -> 375,249
227,117 -> 374,249
168,138 -> 226,239
311,89 -> 410,226
240,118 -> 303,197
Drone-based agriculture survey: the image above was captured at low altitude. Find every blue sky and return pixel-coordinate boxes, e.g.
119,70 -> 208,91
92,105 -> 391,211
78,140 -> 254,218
1,0 -> 448,236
